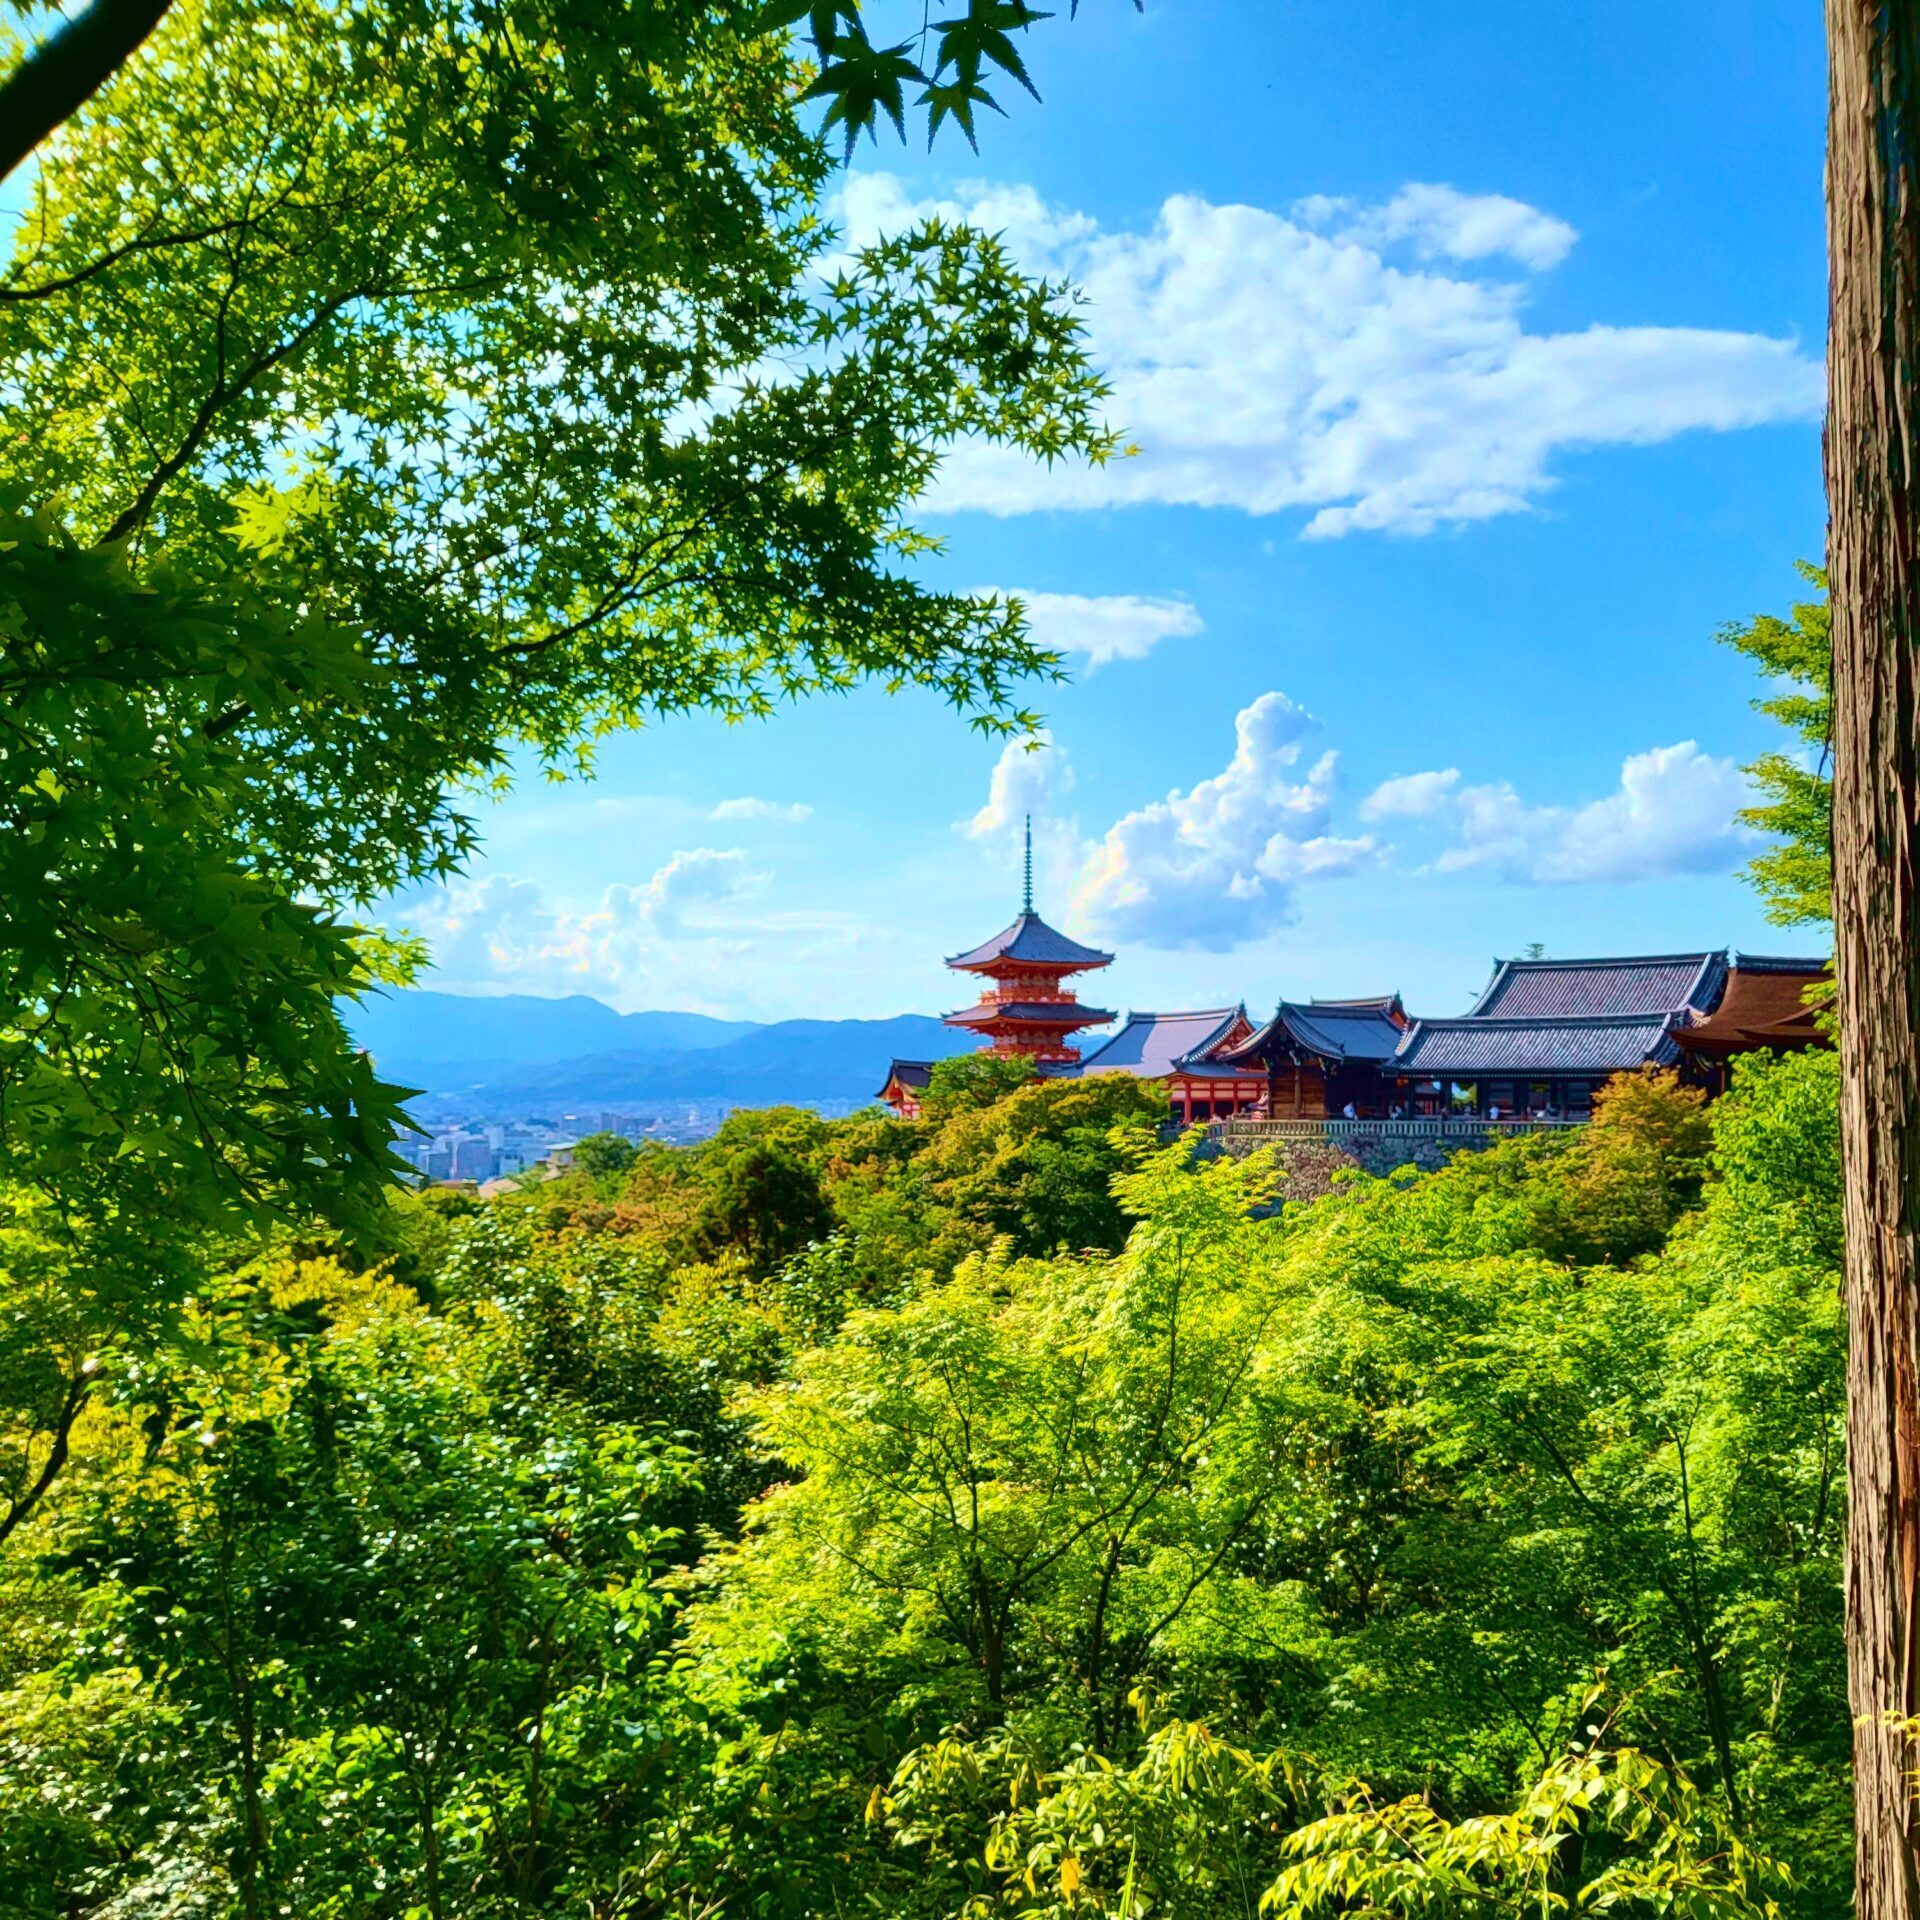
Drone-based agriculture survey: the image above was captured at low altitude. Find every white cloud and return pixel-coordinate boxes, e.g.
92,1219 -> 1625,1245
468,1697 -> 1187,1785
1072,692 -> 1377,950
1424,741 -> 1756,882
967,733 -> 1074,841
635,846 -> 768,933
711,796 -> 814,823
1297,183 -> 1578,270
1003,588 -> 1203,671
1360,767 -> 1462,820
841,173 -> 1820,537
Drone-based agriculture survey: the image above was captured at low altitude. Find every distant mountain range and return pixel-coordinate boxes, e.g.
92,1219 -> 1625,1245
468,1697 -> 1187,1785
347,989 -> 979,1114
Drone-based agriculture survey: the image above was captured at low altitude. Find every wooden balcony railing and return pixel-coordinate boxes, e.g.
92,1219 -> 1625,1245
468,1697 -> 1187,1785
1213,1115 -> 1587,1145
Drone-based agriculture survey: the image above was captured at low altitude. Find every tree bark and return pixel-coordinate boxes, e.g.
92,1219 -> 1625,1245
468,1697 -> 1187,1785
1830,7 -> 1920,1918
0,0 -> 176,184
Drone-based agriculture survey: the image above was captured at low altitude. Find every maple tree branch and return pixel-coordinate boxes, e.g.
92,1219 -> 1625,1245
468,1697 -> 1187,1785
0,0 -> 177,184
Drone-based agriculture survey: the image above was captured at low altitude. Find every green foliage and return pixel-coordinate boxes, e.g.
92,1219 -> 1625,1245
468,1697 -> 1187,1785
573,1129 -> 639,1178
776,0 -> 1144,155
1527,1067 -> 1713,1263
1720,565 -> 1832,927
879,1709 -> 1786,1920
690,1107 -> 837,1270
923,1050 -> 1043,1121
706,1147 -> 1284,1734
0,508 -> 413,1279
916,1072 -> 1169,1257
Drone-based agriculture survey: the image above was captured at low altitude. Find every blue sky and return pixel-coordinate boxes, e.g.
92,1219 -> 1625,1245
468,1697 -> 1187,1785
394,2 -> 1829,1021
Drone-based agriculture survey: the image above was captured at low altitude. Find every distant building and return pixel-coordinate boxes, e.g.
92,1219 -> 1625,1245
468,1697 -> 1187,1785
879,875 -> 1830,1128
449,1134 -> 496,1181
876,1059 -> 933,1119
1387,950 -> 1829,1118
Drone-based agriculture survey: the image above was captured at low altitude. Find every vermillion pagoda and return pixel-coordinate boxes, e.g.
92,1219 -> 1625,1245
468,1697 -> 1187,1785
942,821 -> 1114,1066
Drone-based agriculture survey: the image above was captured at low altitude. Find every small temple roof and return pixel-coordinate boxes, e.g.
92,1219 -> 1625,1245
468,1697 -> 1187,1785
1393,1013 -> 1684,1078
1312,992 -> 1407,1022
1467,951 -> 1727,1021
944,1000 -> 1117,1030
1217,1000 -> 1407,1068
1673,956 -> 1831,1059
946,910 -> 1114,973
876,1058 -> 934,1099
1077,1007 -> 1262,1081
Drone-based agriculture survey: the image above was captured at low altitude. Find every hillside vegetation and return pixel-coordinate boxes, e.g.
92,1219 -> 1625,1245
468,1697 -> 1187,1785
0,1050 -> 1845,1918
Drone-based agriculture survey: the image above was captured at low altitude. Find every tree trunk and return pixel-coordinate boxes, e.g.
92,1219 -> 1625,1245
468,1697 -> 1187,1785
1830,7 -> 1920,1918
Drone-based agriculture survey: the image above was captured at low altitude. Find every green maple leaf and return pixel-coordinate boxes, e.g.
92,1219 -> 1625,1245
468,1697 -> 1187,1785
802,23 -> 927,152
921,72 -> 1005,150
933,0 -> 1051,98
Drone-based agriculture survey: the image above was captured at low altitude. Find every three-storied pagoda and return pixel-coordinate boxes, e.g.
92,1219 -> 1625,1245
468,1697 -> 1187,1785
942,822 -> 1115,1066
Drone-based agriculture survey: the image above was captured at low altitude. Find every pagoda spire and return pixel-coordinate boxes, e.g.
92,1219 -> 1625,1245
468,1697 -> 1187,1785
1023,814 -> 1034,914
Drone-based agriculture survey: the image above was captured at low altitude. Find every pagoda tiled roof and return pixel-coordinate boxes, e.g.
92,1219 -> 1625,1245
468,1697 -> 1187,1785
944,1000 -> 1116,1030
1077,1007 -> 1262,1081
1217,1000 -> 1406,1068
1467,951 -> 1727,1020
1392,1013 -> 1684,1078
875,1058 -> 934,1099
946,910 -> 1114,972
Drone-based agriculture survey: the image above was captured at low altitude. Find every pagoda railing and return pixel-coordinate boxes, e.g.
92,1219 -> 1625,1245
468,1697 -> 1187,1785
1212,1115 -> 1586,1146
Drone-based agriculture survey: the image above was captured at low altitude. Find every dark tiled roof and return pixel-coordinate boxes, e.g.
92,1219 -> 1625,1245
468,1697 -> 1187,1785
947,911 -> 1114,972
1393,1014 -> 1683,1077
1078,1007 -> 1263,1081
944,1001 -> 1116,1030
1219,1001 -> 1406,1067
1468,952 -> 1726,1020
876,1058 -> 934,1099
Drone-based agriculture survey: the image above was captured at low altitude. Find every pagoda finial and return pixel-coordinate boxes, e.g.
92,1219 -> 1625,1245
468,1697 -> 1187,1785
1022,814 -> 1034,914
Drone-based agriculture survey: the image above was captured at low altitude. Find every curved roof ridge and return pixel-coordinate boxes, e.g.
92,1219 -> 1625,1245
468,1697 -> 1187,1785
1406,1010 -> 1687,1032
1731,951 -> 1833,972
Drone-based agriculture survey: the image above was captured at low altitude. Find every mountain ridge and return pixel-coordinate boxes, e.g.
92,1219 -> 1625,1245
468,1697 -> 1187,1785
347,991 -> 984,1113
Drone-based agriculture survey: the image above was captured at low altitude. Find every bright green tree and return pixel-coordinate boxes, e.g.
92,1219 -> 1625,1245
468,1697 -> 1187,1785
573,1130 -> 639,1180
1720,565 -> 1832,928
0,0 -> 1117,1433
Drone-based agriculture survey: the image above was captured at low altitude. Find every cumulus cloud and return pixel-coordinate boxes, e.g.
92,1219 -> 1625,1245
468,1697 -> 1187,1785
1072,693 -> 1377,949
634,846 -> 768,933
1296,183 -> 1578,270
840,173 -> 1820,537
967,733 -> 1074,841
1360,767 -> 1462,821
1399,741 -> 1757,882
711,796 -> 814,823
403,848 -> 770,996
1002,588 -> 1203,671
